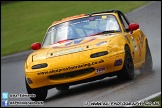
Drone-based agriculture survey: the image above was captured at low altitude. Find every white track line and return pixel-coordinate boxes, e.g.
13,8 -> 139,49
137,92 -> 161,102
125,92 -> 161,107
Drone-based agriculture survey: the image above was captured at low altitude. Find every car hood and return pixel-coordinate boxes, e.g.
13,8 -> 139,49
30,33 -> 118,62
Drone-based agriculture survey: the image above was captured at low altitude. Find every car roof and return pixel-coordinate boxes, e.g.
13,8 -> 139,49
49,10 -> 125,29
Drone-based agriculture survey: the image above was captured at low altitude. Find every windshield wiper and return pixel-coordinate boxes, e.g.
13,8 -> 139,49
56,38 -> 78,44
100,30 -> 120,34
67,38 -> 79,40
90,30 -> 120,36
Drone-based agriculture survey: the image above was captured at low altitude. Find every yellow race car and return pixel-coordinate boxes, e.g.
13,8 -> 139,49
25,10 -> 153,101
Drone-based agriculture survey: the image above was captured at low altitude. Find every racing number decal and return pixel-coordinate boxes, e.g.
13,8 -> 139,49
131,33 -> 144,57
136,35 -> 142,56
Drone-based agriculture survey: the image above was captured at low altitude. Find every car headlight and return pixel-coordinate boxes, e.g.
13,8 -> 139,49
32,63 -> 48,69
90,51 -> 108,58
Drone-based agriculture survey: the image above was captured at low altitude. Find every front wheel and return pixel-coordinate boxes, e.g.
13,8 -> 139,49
25,78 -> 48,101
117,45 -> 134,81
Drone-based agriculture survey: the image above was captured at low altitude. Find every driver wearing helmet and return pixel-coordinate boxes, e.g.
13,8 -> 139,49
106,18 -> 120,31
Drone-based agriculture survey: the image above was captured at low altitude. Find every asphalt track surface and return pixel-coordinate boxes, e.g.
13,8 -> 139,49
1,1 -> 161,107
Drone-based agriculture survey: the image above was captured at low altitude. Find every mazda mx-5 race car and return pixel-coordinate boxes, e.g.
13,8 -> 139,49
25,10 -> 153,101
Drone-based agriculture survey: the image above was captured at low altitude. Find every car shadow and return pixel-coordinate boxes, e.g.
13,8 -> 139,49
45,76 -> 130,102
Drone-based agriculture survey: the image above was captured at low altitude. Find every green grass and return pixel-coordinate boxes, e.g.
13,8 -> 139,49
145,94 -> 161,107
1,1 -> 149,56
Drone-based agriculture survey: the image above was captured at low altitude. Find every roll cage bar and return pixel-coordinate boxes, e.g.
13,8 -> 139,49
86,10 -> 130,25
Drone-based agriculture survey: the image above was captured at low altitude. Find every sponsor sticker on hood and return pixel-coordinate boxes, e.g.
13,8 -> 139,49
50,47 -> 84,57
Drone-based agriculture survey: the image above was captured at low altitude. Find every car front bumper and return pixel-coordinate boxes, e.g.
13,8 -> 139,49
25,52 -> 125,89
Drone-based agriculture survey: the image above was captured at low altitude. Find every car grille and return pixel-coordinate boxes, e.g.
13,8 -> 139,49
49,68 -> 95,80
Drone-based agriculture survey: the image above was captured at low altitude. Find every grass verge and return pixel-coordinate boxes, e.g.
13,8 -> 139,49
1,1 -> 149,56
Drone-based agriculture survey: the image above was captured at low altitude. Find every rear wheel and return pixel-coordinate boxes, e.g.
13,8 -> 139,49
25,78 -> 47,101
139,41 -> 153,72
117,45 -> 134,81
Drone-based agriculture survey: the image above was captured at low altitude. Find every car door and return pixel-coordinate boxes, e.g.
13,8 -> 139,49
131,29 -> 145,63
117,12 -> 142,64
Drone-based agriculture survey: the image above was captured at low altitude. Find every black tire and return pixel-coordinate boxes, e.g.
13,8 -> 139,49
25,78 -> 48,101
139,41 -> 153,72
56,85 -> 69,91
117,45 -> 134,81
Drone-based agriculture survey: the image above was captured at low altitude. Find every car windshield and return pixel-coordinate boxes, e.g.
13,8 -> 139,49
42,14 -> 121,47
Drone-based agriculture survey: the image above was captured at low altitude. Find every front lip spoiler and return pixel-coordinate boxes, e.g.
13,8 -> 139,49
32,71 -> 119,90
